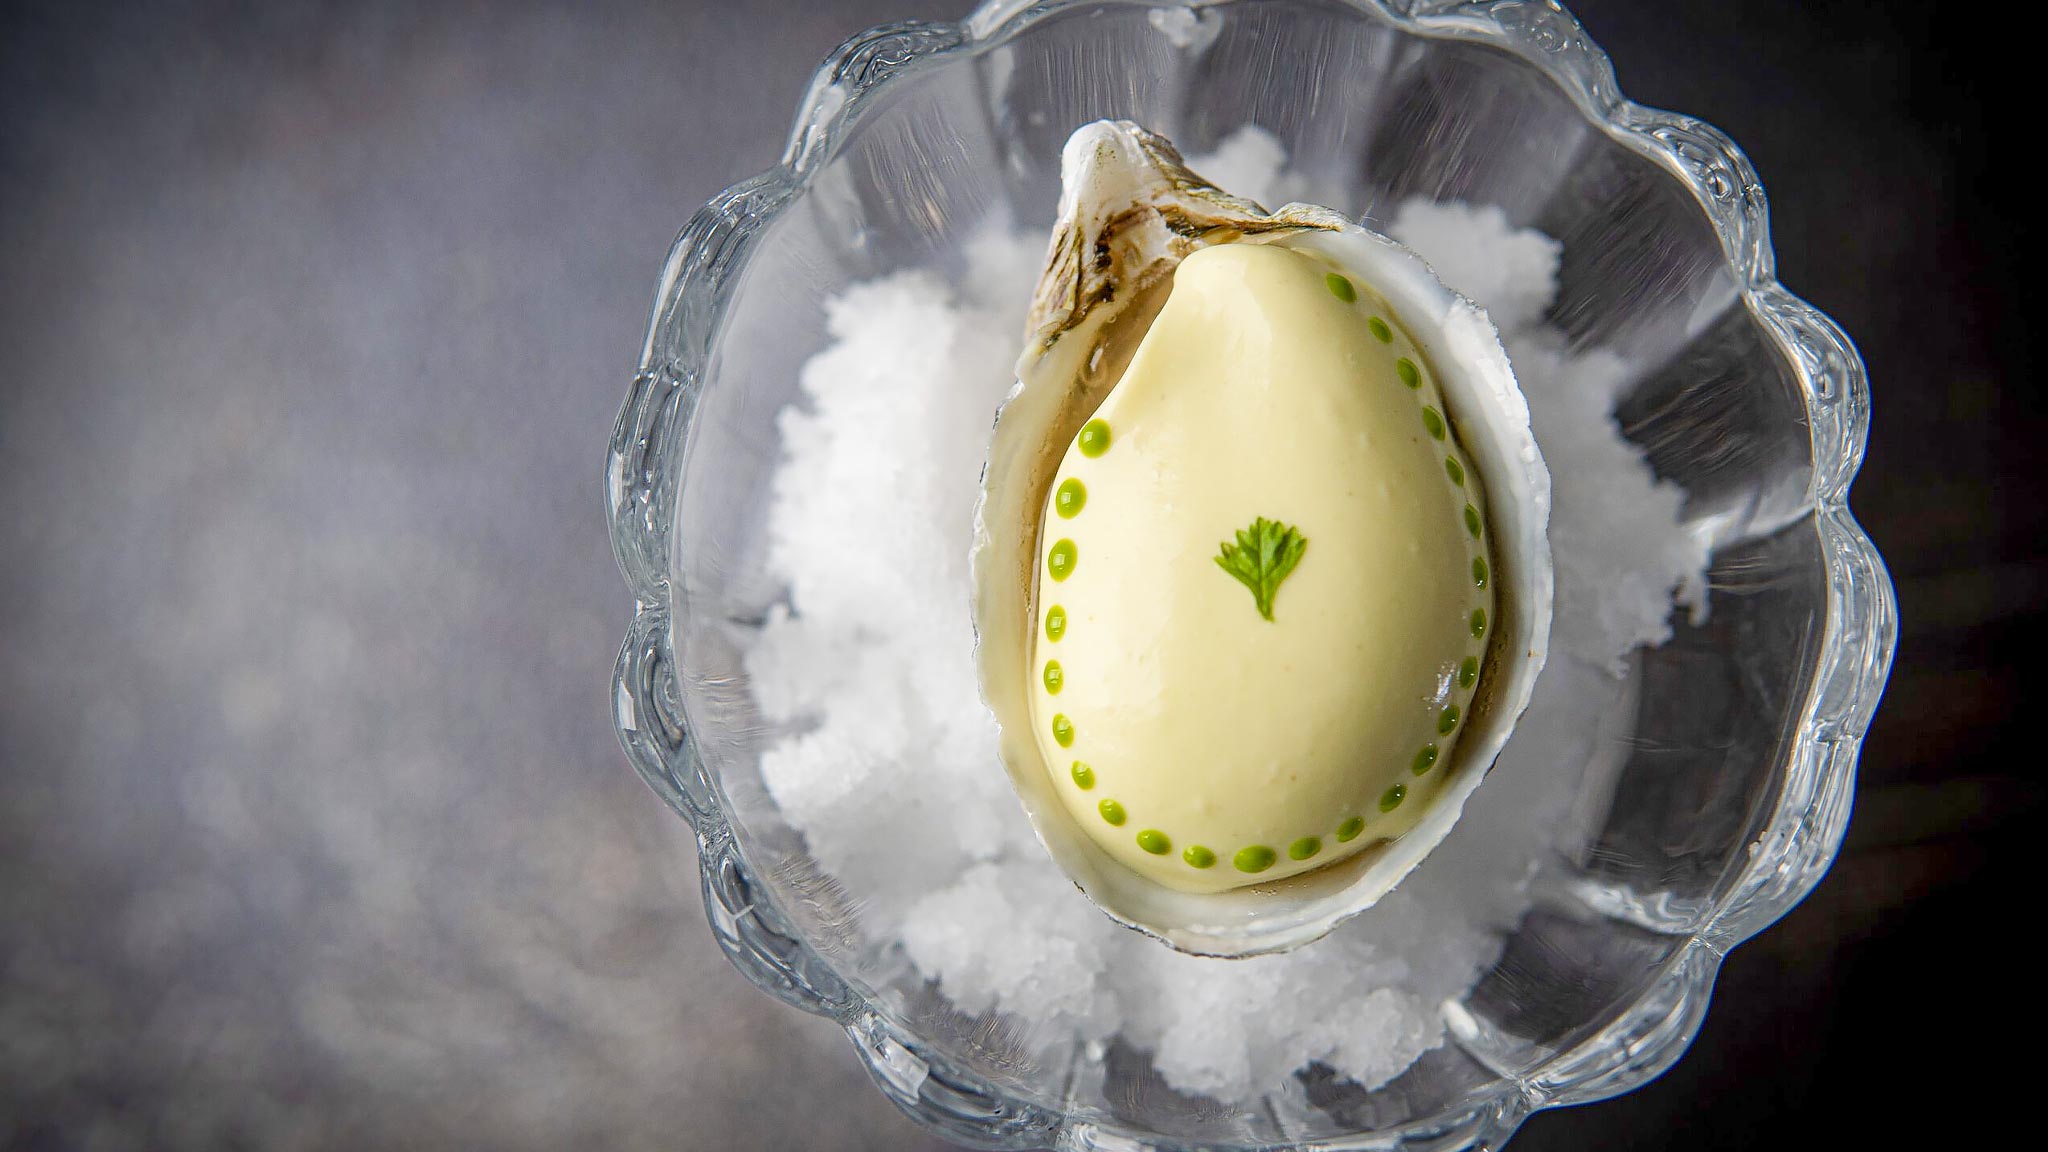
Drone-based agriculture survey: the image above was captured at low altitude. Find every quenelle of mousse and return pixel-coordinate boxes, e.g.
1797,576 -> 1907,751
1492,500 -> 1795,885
1028,242 -> 1494,893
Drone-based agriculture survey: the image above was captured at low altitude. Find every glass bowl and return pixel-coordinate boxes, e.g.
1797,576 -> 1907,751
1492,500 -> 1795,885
605,1 -> 1895,1148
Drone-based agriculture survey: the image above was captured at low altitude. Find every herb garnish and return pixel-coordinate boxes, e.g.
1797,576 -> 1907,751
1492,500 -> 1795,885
1214,517 -> 1308,622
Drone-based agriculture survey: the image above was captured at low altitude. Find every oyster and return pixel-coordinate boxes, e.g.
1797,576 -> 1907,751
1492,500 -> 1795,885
972,121 -> 1552,956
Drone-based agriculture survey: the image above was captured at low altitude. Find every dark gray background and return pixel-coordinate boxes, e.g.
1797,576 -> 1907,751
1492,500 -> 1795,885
1,1 -> 2036,1149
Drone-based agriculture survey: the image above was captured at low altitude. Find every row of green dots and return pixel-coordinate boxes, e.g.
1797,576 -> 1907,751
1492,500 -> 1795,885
1391,323 -> 1487,661
1104,792 -> 1433,873
1173,783 -> 1441,874
1440,426 -> 1486,698
1325,270 -> 1397,345
1454,461 -> 1485,751
1382,340 -> 1481,621
1321,269 -> 1434,457
1049,424 -> 1105,753
1047,438 -> 1092,593
1342,268 -> 1486,737
1329,779 -> 1419,854
1328,271 -> 1459,597
1056,421 -> 1104,819
1312,783 -> 1414,866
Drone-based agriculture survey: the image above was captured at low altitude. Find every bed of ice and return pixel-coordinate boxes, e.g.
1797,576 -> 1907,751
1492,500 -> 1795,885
739,129 -> 1712,1100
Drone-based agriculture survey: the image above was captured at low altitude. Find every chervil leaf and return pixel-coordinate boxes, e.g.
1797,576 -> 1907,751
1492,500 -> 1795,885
1213,516 -> 1309,621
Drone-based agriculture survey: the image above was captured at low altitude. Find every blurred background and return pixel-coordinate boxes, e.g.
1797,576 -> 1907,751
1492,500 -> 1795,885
1,1 -> 2036,1148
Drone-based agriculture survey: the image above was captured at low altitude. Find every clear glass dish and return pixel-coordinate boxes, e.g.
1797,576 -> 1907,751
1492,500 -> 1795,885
605,2 -> 1896,1148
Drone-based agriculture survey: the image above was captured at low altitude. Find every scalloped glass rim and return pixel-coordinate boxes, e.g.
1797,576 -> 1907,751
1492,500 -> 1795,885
605,2 -> 1898,1148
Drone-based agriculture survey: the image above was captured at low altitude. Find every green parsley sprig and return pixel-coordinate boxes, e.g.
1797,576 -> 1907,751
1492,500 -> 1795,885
1214,517 -> 1308,622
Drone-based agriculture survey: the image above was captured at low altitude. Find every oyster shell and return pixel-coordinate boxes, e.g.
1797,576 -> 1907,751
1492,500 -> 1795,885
971,121 -> 1552,956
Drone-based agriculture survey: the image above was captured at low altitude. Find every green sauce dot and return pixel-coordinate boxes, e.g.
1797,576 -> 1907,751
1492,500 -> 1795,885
1336,816 -> 1365,842
1052,714 -> 1074,747
1445,456 -> 1465,486
1047,539 -> 1077,581
1379,784 -> 1407,813
1054,478 -> 1086,519
1071,761 -> 1094,789
1183,844 -> 1216,868
1288,837 -> 1321,861
1043,660 -> 1063,695
1325,272 -> 1356,302
1472,556 -> 1489,588
1458,656 -> 1479,689
1233,845 -> 1277,874
1422,406 -> 1445,439
1367,316 -> 1392,343
1438,705 -> 1460,735
1136,829 -> 1171,855
1470,608 -> 1488,639
1045,605 -> 1067,641
1078,419 -> 1111,458
1412,744 -> 1439,775
1464,505 -> 1482,538
1099,798 -> 1126,826
1397,358 -> 1422,388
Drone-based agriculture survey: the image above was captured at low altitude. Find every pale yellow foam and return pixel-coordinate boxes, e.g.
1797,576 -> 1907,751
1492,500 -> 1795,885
1028,243 -> 1493,893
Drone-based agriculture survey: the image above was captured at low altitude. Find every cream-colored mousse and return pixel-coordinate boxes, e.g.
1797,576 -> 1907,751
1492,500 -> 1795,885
1027,242 -> 1496,893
